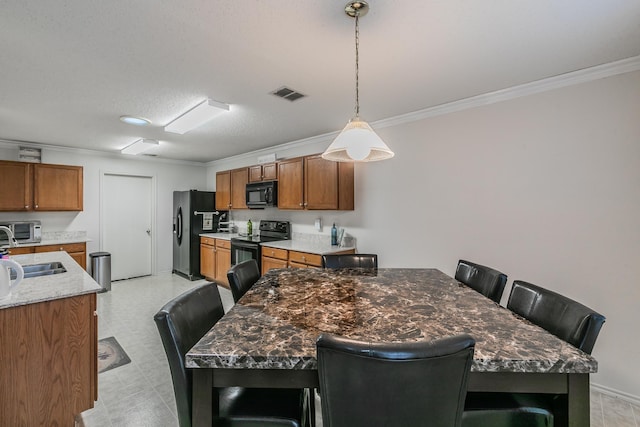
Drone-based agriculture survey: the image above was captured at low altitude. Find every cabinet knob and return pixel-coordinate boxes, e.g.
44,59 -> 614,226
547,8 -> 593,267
25,205 -> 29,209
35,204 -> 39,209
304,202 -> 308,207
302,256 -> 306,261
299,202 -> 303,206
59,247 -> 64,251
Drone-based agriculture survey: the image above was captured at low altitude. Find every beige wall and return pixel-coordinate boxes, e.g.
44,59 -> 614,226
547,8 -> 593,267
208,70 -> 640,399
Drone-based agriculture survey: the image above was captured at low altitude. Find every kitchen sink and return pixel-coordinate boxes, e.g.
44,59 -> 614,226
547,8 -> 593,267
10,262 -> 67,279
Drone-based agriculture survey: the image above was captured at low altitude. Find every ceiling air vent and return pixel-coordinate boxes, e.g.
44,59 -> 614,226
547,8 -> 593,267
271,86 -> 306,102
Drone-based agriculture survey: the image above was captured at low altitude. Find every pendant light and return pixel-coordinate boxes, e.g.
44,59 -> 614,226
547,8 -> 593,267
322,1 -> 394,162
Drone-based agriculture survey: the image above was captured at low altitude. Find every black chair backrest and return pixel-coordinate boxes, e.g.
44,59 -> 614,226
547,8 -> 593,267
507,280 -> 606,354
316,333 -> 475,427
227,259 -> 261,303
455,259 -> 507,304
154,283 -> 225,427
321,254 -> 378,269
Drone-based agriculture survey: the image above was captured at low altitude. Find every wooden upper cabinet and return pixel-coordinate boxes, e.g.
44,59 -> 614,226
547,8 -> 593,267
277,154 -> 354,210
33,163 -> 83,211
277,157 -> 305,209
0,161 -> 32,211
216,167 -> 248,210
230,168 -> 248,209
215,171 -> 231,210
0,160 -> 83,211
249,163 -> 278,182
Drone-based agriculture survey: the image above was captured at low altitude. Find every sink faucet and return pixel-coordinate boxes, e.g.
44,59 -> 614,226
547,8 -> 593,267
0,226 -> 19,248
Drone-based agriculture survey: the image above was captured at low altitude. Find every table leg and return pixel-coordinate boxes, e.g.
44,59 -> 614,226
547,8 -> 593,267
192,368 -> 214,427
567,373 -> 590,427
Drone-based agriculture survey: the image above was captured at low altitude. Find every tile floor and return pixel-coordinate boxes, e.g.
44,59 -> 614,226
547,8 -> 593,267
80,272 -> 639,427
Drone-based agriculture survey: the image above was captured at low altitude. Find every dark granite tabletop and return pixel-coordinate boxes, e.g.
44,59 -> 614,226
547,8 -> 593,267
186,268 -> 597,374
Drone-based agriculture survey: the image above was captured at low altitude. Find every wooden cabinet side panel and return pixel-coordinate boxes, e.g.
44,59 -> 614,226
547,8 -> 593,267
304,156 -> 338,210
0,161 -> 32,211
215,171 -> 231,210
34,164 -> 83,211
0,295 -> 95,426
277,158 -> 304,209
338,161 -> 355,210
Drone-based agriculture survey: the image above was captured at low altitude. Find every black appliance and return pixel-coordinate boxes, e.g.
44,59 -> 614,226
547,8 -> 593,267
246,181 -> 277,209
173,190 -> 226,280
231,220 -> 290,271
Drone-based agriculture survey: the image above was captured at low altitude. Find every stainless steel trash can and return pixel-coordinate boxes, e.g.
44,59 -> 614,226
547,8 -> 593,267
90,252 -> 111,292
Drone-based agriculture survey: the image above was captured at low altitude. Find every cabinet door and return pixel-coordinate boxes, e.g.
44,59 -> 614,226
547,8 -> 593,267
215,246 -> 231,285
277,158 -> 304,209
200,243 -> 216,279
216,171 -> 231,210
230,168 -> 248,209
36,243 -> 87,270
261,256 -> 288,275
249,165 -> 263,183
305,155 -> 338,210
262,163 -> 278,181
33,164 -> 83,211
0,160 -> 32,211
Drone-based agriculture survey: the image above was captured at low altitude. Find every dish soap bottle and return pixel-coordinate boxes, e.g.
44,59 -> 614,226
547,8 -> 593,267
331,223 -> 338,246
247,219 -> 253,236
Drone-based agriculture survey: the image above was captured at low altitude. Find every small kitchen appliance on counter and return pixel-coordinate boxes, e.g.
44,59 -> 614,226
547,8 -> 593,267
0,220 -> 41,246
230,220 -> 290,270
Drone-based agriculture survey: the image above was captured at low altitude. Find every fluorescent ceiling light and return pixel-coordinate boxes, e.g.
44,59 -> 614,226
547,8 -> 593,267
121,139 -> 159,155
119,115 -> 151,126
164,99 -> 230,134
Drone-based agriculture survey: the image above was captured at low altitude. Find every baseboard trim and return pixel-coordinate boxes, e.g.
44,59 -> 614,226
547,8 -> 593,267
591,382 -> 640,406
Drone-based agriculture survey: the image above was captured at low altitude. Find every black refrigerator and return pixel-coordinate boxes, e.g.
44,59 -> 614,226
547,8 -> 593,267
173,190 -> 222,280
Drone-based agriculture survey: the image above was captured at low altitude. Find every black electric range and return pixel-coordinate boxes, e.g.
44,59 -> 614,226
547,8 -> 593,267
230,220 -> 291,269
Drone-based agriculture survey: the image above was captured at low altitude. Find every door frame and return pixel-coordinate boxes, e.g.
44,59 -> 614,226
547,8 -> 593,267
99,171 -> 157,277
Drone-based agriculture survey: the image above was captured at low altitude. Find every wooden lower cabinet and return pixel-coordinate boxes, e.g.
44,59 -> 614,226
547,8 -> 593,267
36,242 -> 87,270
261,247 -> 289,275
0,292 -> 97,426
200,237 -> 231,287
7,242 -> 87,270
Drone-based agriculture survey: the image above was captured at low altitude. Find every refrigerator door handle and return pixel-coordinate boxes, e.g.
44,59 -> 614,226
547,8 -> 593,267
176,208 -> 183,244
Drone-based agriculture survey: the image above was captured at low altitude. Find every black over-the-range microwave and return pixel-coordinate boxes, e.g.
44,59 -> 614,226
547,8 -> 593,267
246,181 -> 277,209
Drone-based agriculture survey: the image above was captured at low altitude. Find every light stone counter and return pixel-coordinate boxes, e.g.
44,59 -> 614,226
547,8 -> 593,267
261,239 -> 356,255
13,230 -> 91,248
199,232 -> 237,240
0,251 -> 101,310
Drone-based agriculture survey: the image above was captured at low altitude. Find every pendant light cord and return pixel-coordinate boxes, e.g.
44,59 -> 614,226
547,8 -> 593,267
354,14 -> 360,118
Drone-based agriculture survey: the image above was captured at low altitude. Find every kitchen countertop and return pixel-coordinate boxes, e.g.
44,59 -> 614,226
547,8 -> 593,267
261,239 -> 356,255
16,237 -> 92,247
0,251 -> 101,310
199,232 -> 355,255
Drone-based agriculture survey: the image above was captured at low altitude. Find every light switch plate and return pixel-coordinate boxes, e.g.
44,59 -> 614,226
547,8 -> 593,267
315,218 -> 322,232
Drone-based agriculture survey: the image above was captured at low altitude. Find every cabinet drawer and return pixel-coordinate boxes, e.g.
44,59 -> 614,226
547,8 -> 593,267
36,242 -> 86,253
201,237 -> 215,246
262,247 -> 288,260
215,239 -> 231,249
288,251 -> 322,267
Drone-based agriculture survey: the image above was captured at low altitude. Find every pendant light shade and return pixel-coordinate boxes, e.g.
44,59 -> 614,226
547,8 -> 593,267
323,118 -> 394,162
322,1 -> 394,163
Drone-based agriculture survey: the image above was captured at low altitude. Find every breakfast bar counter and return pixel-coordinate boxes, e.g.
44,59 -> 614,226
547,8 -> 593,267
187,268 -> 596,426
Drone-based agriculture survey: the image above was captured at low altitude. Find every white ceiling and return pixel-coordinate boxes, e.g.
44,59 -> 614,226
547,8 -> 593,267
2,1 -> 639,163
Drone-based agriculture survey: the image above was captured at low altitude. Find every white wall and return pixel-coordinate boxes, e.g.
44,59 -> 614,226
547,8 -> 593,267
0,147 -> 208,273
207,70 -> 640,399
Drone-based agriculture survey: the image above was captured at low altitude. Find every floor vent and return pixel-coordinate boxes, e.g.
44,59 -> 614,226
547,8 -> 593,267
271,86 -> 306,102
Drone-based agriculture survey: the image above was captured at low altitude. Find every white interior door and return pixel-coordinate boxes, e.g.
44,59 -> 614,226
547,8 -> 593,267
102,173 -> 154,280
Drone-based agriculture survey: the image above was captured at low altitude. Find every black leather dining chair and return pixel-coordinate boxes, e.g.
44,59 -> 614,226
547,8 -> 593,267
455,259 -> 507,304
316,333 -> 475,427
227,259 -> 261,303
463,280 -> 606,427
154,282 -> 306,427
321,254 -> 378,269
507,280 -> 606,354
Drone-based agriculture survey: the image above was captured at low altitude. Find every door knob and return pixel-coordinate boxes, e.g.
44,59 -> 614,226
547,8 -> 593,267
146,229 -> 151,235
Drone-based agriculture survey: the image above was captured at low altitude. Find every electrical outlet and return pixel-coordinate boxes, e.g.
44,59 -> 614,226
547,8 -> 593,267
315,218 -> 322,232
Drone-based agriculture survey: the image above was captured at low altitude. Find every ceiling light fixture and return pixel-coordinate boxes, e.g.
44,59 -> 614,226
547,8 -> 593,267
322,1 -> 394,162
121,138 -> 159,155
164,98 -> 230,134
119,115 -> 151,126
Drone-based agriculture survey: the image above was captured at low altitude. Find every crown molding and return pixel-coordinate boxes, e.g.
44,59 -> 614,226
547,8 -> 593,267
373,55 -> 640,130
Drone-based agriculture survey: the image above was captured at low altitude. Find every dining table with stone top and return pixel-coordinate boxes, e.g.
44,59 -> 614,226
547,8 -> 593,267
186,268 -> 596,427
